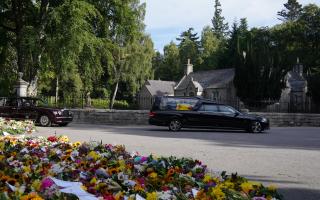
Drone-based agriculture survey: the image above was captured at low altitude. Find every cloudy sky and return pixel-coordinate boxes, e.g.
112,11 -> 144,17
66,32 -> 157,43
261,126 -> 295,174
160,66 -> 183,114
141,0 -> 318,52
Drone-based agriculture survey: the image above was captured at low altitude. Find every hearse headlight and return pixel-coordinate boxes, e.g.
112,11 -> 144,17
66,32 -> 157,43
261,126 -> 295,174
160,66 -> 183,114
260,117 -> 268,123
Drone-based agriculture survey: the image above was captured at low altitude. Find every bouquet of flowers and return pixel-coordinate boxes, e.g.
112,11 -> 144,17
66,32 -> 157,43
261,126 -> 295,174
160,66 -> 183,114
0,134 -> 283,200
0,118 -> 35,136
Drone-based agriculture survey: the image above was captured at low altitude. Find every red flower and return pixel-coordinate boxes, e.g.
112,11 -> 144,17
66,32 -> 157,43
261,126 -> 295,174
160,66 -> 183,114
47,136 -> 58,142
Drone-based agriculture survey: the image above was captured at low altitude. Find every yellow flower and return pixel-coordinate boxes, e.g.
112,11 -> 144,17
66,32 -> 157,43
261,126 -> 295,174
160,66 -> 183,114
149,172 -> 157,179
90,177 -> 97,184
241,182 -> 256,194
146,192 -> 157,200
268,184 -> 277,191
222,180 -> 235,189
211,186 -> 226,200
23,166 -> 31,173
88,151 -> 100,161
20,192 -> 44,200
115,191 -> 124,200
73,141 -> 81,147
0,142 -> 4,150
58,135 -> 69,143
31,180 -> 41,192
203,174 -> 212,183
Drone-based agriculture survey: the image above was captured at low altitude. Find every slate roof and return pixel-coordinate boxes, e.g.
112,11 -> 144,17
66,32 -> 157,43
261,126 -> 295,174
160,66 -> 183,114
145,80 -> 176,96
175,68 -> 235,90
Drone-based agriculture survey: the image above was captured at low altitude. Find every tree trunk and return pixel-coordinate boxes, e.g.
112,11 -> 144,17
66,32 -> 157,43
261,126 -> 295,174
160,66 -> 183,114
110,81 -> 119,109
55,76 -> 59,107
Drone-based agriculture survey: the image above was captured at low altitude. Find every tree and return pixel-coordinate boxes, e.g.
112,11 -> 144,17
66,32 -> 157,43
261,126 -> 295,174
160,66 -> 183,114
234,28 -> 287,105
278,0 -> 302,22
161,42 -> 181,81
199,26 -> 220,70
211,0 -> 228,39
177,28 -> 202,71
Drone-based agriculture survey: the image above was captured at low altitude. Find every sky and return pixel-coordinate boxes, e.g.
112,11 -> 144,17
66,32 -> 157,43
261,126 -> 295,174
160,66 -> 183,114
141,0 -> 318,52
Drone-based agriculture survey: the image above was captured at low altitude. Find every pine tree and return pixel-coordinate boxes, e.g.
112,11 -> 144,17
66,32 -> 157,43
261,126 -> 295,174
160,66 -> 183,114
278,0 -> 302,22
211,0 -> 228,39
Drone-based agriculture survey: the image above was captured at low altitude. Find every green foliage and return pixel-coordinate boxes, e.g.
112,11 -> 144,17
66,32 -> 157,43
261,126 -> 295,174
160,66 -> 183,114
234,28 -> 287,104
278,0 -> 302,22
177,28 -> 202,71
199,26 -> 220,70
161,42 -> 181,81
0,0 -> 153,108
212,0 -> 228,39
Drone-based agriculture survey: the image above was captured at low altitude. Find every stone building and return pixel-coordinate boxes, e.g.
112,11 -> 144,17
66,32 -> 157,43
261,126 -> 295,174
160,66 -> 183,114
279,62 -> 309,112
174,60 -> 239,105
137,80 -> 176,110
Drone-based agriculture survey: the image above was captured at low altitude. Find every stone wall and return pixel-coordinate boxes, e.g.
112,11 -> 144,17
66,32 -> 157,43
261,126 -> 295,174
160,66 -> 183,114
71,109 -> 320,127
254,112 -> 320,127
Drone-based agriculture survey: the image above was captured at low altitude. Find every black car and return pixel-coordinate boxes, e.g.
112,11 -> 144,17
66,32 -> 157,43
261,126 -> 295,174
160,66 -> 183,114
149,96 -> 269,133
0,97 -> 73,127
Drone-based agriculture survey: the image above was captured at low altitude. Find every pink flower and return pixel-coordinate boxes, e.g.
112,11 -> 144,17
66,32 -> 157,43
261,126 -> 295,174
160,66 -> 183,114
41,178 -> 54,190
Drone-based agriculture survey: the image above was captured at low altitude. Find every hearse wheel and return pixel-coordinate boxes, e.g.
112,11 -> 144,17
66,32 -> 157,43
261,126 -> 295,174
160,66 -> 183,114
249,121 -> 262,133
39,115 -> 51,127
169,119 -> 182,132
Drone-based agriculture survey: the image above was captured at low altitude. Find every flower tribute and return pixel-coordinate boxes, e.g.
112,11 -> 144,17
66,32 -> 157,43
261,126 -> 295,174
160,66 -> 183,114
0,118 -> 35,136
0,119 -> 282,200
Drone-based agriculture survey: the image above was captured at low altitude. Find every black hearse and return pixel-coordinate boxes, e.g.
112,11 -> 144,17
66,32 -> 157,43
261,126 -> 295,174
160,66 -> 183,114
149,96 -> 269,133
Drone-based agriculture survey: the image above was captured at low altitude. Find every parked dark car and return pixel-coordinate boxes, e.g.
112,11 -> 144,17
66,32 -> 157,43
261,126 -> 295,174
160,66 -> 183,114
149,96 -> 269,133
0,97 -> 73,127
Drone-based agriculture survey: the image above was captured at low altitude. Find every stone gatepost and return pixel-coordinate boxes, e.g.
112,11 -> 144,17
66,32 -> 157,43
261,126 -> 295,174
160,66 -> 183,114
13,72 -> 29,97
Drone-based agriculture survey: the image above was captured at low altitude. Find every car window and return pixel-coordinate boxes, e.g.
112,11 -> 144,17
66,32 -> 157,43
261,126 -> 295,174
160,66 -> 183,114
199,104 -> 219,112
218,105 -> 236,114
159,97 -> 199,111
5,98 -> 19,107
0,98 -> 5,106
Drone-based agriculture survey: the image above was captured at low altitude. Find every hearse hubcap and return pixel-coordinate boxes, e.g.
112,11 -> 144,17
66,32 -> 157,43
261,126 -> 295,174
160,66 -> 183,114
169,120 -> 181,131
252,121 -> 262,133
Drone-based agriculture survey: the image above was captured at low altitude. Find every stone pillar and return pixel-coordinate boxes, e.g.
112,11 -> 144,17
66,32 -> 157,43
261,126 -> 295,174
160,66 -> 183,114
13,72 -> 29,97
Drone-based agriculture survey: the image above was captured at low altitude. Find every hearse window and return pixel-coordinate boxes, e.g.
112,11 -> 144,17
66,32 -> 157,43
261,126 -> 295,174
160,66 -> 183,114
199,104 -> 219,112
159,97 -> 199,111
218,105 -> 236,114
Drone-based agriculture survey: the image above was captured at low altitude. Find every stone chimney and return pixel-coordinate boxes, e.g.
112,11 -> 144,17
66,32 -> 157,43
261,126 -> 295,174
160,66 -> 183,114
185,59 -> 193,75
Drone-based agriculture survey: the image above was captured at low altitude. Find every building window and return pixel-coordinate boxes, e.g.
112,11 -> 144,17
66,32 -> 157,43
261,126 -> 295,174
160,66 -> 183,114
211,91 -> 219,101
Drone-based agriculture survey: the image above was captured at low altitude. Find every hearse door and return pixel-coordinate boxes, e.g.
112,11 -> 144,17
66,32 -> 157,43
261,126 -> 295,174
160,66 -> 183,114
197,104 -> 221,127
217,105 -> 243,128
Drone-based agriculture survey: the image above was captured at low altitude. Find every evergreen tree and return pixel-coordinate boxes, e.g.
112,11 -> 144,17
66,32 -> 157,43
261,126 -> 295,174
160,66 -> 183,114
211,0 -> 229,39
177,28 -> 202,71
278,0 -> 303,22
161,42 -> 181,81
199,26 -> 220,70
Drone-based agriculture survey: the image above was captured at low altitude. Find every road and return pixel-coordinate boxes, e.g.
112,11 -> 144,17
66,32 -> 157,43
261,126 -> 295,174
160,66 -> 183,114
34,124 -> 320,200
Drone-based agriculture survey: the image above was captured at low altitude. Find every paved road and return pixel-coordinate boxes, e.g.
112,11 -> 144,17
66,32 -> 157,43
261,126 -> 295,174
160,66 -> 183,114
34,124 -> 320,200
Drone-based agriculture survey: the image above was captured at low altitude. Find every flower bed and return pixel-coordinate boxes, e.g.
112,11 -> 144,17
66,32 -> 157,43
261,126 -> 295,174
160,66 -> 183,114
0,134 -> 282,200
0,118 -> 35,136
